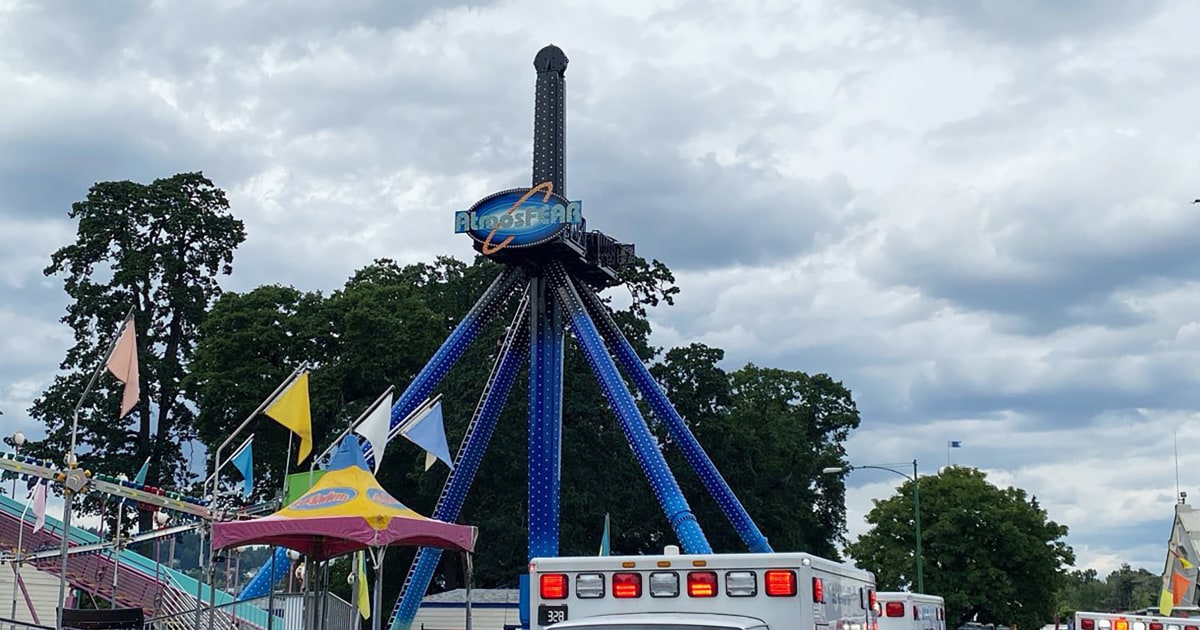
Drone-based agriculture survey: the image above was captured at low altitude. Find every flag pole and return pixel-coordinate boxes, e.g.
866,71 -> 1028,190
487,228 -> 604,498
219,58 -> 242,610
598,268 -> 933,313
68,306 -> 135,458
205,361 -> 307,630
59,306 -> 134,630
311,385 -> 396,474
206,362 -> 308,497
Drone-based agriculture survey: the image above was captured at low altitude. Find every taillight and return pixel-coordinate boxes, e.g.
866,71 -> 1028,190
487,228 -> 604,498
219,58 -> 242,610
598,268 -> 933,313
1081,620 -> 1095,630
1184,625 -> 1197,630
539,573 -> 567,599
868,589 -> 877,611
687,571 -> 718,597
765,570 -> 797,597
613,572 -> 642,598
914,605 -> 919,619
1115,619 -> 1129,630
886,602 -> 905,618
1151,623 -> 1164,630
812,577 -> 825,603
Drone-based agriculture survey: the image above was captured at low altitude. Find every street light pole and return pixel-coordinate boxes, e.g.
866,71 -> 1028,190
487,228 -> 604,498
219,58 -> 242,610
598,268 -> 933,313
912,459 -> 923,594
824,459 -> 925,593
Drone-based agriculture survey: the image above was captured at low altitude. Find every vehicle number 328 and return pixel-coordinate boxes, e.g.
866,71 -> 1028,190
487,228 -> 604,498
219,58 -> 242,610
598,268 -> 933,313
538,605 -> 568,626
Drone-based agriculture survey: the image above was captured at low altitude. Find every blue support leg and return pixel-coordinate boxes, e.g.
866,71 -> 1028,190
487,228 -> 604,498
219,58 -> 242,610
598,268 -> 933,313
546,263 -> 712,554
362,265 -> 527,466
528,275 -> 565,561
387,296 -> 533,630
575,278 -> 773,553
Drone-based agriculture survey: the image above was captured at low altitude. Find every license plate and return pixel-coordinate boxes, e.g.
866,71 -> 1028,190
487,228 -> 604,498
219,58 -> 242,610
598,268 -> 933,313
538,604 -> 569,626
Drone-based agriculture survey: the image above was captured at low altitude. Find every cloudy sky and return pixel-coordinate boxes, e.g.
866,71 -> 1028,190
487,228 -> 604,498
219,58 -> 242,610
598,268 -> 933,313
3,0 -> 1200,578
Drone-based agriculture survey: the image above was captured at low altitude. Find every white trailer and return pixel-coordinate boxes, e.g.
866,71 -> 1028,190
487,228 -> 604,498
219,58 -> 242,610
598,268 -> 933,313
528,549 -> 877,630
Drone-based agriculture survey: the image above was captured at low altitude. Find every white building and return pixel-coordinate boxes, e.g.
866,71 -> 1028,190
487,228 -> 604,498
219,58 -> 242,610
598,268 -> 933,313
0,563 -> 62,626
412,589 -> 522,630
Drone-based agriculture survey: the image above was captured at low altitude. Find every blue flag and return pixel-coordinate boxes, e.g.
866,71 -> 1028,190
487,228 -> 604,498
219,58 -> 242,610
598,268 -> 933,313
400,402 -> 454,471
133,457 -> 151,486
949,440 -> 962,448
231,436 -> 254,499
599,513 -> 611,556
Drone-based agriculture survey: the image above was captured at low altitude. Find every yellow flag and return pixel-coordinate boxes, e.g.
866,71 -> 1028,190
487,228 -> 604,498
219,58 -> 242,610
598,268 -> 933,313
264,372 -> 312,464
357,551 -> 370,619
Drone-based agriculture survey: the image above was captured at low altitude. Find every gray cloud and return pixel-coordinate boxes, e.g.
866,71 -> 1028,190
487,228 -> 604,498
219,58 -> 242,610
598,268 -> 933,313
3,0 -> 1200,577
862,0 -> 1168,44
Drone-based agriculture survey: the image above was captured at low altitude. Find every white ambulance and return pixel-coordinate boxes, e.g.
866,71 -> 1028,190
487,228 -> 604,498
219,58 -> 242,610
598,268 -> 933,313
528,548 -> 878,630
1075,611 -> 1200,630
874,592 -> 946,630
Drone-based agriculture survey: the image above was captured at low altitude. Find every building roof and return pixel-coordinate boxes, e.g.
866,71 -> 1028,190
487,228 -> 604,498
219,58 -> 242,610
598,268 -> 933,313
423,588 -> 520,605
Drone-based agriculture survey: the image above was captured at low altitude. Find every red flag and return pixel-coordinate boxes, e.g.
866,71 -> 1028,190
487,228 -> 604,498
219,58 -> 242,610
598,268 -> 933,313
106,319 -> 140,418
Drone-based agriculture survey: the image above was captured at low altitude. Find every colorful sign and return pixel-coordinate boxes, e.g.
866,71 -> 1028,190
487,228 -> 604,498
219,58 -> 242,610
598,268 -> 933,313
455,182 -> 583,254
289,486 -> 357,510
366,487 -> 407,510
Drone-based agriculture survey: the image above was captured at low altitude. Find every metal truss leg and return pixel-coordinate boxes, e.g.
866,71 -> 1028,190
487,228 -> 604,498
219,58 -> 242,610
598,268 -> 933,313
574,278 -> 773,553
362,265 -> 526,467
386,293 -> 532,630
527,275 -> 565,561
546,263 -> 711,554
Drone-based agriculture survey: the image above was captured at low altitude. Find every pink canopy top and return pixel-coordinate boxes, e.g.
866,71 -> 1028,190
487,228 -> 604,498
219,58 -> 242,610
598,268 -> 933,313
212,436 -> 476,561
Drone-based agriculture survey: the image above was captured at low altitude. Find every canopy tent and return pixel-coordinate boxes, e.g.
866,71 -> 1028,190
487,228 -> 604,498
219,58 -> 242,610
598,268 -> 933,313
212,435 -> 476,560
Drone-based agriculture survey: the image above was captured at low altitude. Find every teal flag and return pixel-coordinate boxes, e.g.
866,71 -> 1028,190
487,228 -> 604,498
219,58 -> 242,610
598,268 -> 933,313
599,513 -> 610,556
133,457 -> 151,485
231,436 -> 255,499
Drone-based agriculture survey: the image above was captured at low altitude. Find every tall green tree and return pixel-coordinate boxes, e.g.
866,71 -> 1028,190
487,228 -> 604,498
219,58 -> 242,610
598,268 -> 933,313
29,172 -> 245,531
846,467 -> 1074,630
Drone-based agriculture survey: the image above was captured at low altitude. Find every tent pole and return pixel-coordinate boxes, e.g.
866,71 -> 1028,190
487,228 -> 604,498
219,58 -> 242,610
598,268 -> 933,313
372,548 -> 386,630
464,552 -> 474,630
266,547 -> 277,630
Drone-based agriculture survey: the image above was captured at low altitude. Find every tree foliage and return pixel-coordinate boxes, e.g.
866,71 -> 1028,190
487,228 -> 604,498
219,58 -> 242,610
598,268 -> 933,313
846,466 -> 1074,630
186,254 -> 861,605
1055,565 -> 1158,619
28,172 -> 245,531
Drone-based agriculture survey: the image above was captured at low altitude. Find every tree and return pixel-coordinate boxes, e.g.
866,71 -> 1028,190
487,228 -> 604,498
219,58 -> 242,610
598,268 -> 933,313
28,172 -> 245,532
669,363 -> 858,557
846,467 -> 1074,630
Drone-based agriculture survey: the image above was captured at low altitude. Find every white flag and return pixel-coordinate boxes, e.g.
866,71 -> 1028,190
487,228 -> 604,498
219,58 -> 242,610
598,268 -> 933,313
354,392 -> 394,473
32,481 -> 47,533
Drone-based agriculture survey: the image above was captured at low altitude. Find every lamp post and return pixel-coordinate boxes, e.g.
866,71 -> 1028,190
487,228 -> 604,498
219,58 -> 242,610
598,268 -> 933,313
823,459 -> 923,593
3,431 -> 26,497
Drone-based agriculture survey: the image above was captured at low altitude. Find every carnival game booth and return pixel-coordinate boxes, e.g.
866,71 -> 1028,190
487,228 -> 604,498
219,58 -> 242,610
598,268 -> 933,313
213,435 -> 478,628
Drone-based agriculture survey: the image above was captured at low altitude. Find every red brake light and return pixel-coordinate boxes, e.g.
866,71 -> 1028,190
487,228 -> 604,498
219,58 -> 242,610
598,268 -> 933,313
613,572 -> 642,598
886,602 -> 905,618
540,573 -> 567,599
1150,624 -> 1164,630
687,571 -> 717,597
869,589 -> 877,610
765,570 -> 797,596
812,577 -> 825,603
1183,625 -> 1197,630
1080,620 -> 1095,630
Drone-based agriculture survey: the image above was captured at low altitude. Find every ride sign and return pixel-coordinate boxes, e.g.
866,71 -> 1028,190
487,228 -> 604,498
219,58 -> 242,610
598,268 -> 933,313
455,182 -> 583,254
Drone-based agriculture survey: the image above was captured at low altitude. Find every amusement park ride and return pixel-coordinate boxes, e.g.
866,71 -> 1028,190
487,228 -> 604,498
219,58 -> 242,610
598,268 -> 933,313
378,44 -> 773,630
0,44 -> 776,630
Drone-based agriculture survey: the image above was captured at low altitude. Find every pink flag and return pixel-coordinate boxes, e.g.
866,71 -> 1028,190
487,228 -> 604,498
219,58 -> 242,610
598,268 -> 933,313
32,482 -> 46,533
106,319 -> 140,418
